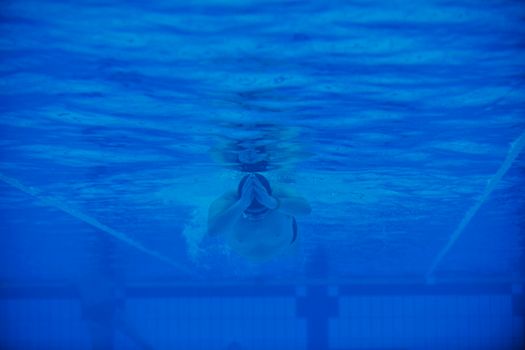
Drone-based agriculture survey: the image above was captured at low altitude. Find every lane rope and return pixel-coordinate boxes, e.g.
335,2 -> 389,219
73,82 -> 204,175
0,172 -> 197,277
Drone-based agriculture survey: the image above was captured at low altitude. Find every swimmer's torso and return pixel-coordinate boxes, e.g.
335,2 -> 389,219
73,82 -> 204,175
227,210 -> 294,260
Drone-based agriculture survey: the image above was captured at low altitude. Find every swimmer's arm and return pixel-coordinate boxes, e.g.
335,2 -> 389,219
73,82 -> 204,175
275,196 -> 311,216
273,189 -> 311,216
207,192 -> 245,237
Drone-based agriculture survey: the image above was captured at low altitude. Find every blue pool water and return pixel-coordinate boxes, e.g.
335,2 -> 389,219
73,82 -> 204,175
1,0 -> 524,349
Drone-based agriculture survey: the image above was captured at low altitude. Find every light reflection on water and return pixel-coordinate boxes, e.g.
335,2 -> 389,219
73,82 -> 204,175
0,0 -> 524,283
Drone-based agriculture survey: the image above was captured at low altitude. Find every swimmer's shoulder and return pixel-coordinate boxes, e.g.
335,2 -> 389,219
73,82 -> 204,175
209,191 -> 238,214
272,186 -> 296,198
220,190 -> 238,201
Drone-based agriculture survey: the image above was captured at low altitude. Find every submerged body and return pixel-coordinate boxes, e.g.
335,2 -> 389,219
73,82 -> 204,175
208,174 -> 310,260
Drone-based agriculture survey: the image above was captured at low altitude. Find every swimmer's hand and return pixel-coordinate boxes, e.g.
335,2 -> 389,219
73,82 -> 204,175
253,178 -> 279,210
238,175 -> 255,209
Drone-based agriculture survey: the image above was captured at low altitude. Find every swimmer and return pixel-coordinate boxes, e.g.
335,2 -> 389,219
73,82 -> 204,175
208,173 -> 311,260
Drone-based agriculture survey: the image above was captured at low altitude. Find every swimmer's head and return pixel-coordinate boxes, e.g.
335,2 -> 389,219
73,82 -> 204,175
237,173 -> 272,211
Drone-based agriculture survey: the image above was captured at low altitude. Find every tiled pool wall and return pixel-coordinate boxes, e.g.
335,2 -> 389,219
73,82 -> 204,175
0,283 -> 523,349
